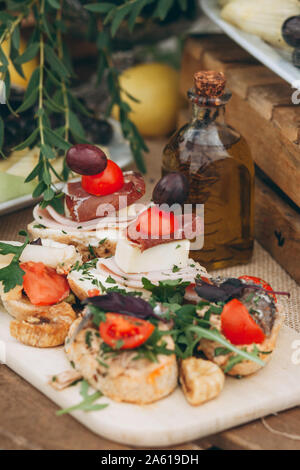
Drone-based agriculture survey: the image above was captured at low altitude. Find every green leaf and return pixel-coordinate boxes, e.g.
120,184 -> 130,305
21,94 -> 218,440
85,3 -> 115,13
24,67 -> 40,100
44,66 -> 61,86
0,233 -> 29,293
47,0 -> 60,9
0,262 -> 25,293
11,26 -> 20,51
111,4 -> 132,37
69,110 -> 85,138
223,355 -> 245,373
43,186 -> 55,201
68,93 -> 92,117
14,42 -> 39,65
96,31 -> 110,50
56,380 -> 108,416
25,159 -> 43,183
43,165 -> 51,185
10,46 -> 25,79
128,0 -> 147,32
0,241 -> 24,256
153,0 -> 173,20
189,326 -> 265,368
32,180 -> 47,198
44,44 -> 69,78
214,347 -> 231,357
44,127 -> 70,151
15,87 -> 38,113
41,143 -> 56,160
0,44 -> 9,67
13,128 -> 38,151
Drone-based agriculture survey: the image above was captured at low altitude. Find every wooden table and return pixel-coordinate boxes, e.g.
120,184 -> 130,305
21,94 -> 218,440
0,140 -> 299,450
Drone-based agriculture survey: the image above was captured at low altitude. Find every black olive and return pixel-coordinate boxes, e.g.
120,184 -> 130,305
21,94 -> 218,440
282,16 -> 300,48
66,144 -> 108,176
152,172 -> 189,206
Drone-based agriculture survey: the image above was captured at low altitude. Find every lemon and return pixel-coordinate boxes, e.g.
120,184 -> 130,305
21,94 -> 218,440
1,36 -> 38,89
113,63 -> 180,137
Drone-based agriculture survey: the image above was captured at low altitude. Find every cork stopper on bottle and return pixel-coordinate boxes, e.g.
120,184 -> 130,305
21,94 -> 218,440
194,71 -> 226,98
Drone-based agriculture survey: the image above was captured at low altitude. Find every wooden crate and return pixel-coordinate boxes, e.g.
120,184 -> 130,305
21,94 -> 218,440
179,35 -> 300,283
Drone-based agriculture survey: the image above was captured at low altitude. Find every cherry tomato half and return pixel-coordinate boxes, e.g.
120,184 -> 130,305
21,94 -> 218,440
81,160 -> 124,196
135,206 -> 179,237
239,275 -> 277,302
221,298 -> 265,345
20,262 -> 70,306
99,313 -> 155,350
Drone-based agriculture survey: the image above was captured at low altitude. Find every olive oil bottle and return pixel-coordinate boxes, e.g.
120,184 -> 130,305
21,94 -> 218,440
162,71 -> 254,270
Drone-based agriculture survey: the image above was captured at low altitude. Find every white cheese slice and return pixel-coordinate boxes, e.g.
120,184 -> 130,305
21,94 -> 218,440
0,239 -> 81,270
115,238 -> 190,274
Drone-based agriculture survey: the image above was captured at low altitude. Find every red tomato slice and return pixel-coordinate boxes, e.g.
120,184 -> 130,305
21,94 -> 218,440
239,275 -> 276,302
81,160 -> 124,196
221,298 -> 265,345
99,313 -> 155,350
87,289 -> 101,297
20,262 -> 70,306
135,206 -> 179,237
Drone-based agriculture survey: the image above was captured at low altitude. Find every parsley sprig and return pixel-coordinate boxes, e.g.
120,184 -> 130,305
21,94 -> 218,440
0,231 -> 29,293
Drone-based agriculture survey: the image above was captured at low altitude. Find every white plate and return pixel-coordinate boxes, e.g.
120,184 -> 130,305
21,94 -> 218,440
1,307 -> 300,447
200,0 -> 300,86
0,119 -> 133,217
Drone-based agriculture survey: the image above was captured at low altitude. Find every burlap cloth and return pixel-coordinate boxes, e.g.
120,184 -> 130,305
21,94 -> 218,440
0,204 -> 299,332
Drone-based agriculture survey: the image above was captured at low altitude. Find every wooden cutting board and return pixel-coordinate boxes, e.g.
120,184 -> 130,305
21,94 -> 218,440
1,308 -> 300,447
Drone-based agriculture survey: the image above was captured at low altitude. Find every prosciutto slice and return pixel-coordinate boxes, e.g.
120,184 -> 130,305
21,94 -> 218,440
127,212 -> 204,252
65,171 -> 145,222
98,257 -> 208,289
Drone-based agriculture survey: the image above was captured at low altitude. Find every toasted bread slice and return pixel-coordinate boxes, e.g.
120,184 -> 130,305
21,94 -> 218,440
28,222 -> 118,262
10,302 -> 76,347
65,318 -> 178,404
199,303 -> 284,377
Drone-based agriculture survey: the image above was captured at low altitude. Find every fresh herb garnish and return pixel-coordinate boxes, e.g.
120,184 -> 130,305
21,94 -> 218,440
0,231 -> 29,293
105,275 -> 116,284
142,278 -> 190,305
172,265 -> 180,273
99,238 -> 107,245
85,331 -> 92,348
88,245 -> 96,257
214,347 -> 231,357
33,224 -> 46,229
56,380 -> 108,416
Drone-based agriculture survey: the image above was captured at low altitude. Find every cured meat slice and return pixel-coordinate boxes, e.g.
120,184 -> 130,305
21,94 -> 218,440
127,212 -> 203,252
65,171 -> 145,222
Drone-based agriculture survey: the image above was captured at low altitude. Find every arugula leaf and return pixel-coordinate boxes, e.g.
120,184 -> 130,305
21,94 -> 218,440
142,277 -> 190,304
223,354 -> 245,374
56,380 -> 108,416
188,326 -> 265,368
0,233 -> 29,293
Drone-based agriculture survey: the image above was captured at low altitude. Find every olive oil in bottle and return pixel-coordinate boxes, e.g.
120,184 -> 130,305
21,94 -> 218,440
162,71 -> 254,270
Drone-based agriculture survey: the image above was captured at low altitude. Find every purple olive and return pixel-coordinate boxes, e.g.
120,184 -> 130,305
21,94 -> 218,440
152,172 -> 189,206
66,144 -> 107,176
